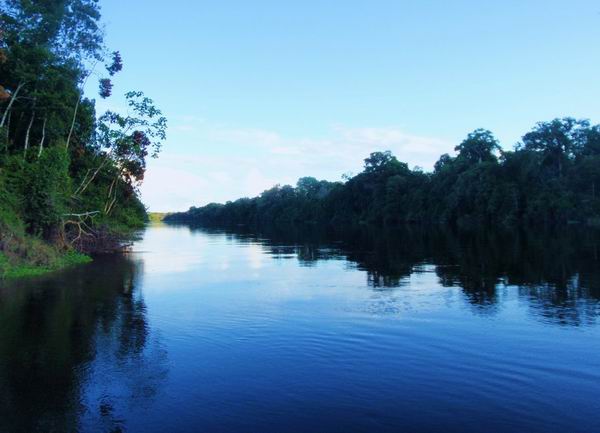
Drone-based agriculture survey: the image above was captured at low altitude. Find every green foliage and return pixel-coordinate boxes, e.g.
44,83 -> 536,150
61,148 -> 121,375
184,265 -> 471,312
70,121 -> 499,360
167,118 -> 600,229
1,0 -> 103,64
0,0 -> 166,277
96,91 -> 167,186
21,147 -> 71,236
455,129 -> 500,164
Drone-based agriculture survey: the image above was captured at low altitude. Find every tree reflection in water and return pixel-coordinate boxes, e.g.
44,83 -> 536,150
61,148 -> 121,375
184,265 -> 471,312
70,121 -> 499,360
191,224 -> 600,327
0,254 -> 167,433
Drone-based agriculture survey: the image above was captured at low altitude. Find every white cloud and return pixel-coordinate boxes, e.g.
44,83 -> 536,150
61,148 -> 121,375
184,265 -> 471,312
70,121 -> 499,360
140,164 -> 210,211
245,168 -> 277,197
140,121 -> 454,211
334,126 -> 452,169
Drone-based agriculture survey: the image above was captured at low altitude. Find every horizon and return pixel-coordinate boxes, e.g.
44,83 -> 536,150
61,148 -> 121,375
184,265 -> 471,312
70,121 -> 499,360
90,0 -> 600,211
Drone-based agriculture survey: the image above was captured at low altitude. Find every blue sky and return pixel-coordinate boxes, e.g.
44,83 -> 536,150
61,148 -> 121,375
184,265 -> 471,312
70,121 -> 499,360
91,0 -> 600,211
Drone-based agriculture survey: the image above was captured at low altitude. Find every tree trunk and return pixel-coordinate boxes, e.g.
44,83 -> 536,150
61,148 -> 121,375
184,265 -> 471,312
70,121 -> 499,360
65,97 -> 80,149
558,158 -> 562,178
24,111 -> 35,156
105,177 -> 119,214
66,62 -> 97,149
38,116 -> 47,158
4,109 -> 10,152
73,152 -> 111,196
0,82 -> 24,129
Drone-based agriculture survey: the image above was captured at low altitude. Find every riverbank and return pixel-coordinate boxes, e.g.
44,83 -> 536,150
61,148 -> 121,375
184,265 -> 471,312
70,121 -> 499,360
0,249 -> 91,279
0,211 -> 138,280
148,212 -> 171,223
0,224 -> 89,280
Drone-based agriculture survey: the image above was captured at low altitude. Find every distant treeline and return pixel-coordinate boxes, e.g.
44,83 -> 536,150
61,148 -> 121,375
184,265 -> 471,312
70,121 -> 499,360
165,118 -> 600,227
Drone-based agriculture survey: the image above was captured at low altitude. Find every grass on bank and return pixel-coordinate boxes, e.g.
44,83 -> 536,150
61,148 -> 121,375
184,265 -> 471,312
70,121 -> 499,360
148,212 -> 170,223
0,250 -> 91,279
0,206 -> 92,280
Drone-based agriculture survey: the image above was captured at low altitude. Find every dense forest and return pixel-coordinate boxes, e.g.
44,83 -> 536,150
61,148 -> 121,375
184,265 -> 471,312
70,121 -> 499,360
0,0 -> 166,276
166,119 -> 600,228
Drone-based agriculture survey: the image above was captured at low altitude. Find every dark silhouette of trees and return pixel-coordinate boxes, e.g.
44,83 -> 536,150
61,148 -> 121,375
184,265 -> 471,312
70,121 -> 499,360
166,118 -> 600,228
455,129 -> 500,165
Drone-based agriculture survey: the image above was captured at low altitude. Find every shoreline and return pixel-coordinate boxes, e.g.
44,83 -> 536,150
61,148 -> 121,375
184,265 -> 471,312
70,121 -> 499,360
0,226 -> 143,281
0,250 -> 92,280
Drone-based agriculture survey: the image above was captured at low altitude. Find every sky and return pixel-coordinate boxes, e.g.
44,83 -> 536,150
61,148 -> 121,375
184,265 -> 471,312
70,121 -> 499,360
90,0 -> 600,211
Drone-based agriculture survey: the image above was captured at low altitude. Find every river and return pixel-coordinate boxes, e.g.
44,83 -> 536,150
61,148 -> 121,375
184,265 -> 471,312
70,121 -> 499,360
1,223 -> 599,432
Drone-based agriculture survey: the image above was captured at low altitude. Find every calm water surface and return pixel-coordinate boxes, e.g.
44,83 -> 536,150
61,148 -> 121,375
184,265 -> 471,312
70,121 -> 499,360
1,224 -> 600,433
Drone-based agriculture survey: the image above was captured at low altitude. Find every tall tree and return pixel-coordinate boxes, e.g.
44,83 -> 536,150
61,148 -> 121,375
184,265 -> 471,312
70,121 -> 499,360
455,129 -> 500,164
521,118 -> 589,176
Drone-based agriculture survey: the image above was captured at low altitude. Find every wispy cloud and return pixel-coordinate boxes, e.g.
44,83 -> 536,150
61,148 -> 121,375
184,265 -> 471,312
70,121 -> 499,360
141,121 -> 454,211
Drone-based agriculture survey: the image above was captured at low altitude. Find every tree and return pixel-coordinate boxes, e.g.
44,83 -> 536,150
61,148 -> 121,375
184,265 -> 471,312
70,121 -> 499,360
521,118 -> 590,176
581,125 -> 600,156
0,0 -> 167,244
76,91 -> 167,214
434,153 -> 453,173
364,151 -> 398,173
166,118 -> 600,229
0,0 -> 106,154
455,129 -> 500,164
296,177 -> 320,197
1,0 -> 103,63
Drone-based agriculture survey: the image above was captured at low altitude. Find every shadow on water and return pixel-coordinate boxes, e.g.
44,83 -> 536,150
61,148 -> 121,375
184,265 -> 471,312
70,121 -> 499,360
0,253 -> 167,433
186,223 -> 600,327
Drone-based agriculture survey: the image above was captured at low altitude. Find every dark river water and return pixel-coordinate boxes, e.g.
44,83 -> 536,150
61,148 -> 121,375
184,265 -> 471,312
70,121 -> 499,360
1,224 -> 600,433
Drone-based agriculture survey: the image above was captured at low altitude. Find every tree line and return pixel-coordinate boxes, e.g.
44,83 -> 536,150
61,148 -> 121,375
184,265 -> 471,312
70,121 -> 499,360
166,119 -> 600,228
0,0 -> 166,274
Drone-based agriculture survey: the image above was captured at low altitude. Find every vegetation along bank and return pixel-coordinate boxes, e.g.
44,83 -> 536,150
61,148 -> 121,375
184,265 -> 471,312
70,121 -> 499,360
0,1 -> 167,278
